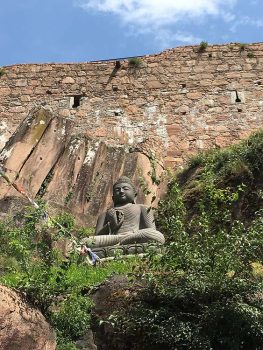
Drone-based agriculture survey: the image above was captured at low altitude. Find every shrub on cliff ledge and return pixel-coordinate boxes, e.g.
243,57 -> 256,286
128,57 -> 142,67
198,41 -> 208,52
181,129 -> 263,225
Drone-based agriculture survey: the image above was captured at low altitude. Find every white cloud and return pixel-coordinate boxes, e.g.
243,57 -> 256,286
78,0 -> 236,48
230,15 -> 263,32
222,11 -> 236,23
155,29 -> 202,49
80,0 -> 236,27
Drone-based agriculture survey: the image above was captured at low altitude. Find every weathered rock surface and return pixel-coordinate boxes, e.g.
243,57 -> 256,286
0,285 -> 56,350
0,107 -> 53,197
0,107 -> 163,225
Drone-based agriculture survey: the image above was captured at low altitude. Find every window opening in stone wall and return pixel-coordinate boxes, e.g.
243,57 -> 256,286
69,95 -> 82,108
235,90 -> 241,103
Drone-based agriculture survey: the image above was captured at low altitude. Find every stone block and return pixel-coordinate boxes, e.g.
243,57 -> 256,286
62,76 -> 75,84
0,87 -> 11,96
187,92 -> 202,100
216,64 -> 229,71
20,95 -> 31,102
15,79 -> 27,87
9,106 -> 25,113
59,109 -> 71,117
146,80 -> 163,89
167,124 -> 181,136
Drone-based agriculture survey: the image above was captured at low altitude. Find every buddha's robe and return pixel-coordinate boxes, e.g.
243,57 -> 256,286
82,203 -> 165,247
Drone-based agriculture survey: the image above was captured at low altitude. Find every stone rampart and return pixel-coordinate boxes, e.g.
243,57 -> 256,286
1,42 -> 263,168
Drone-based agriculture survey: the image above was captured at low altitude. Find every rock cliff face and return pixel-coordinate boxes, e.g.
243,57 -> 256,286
0,285 -> 56,350
0,107 -> 163,224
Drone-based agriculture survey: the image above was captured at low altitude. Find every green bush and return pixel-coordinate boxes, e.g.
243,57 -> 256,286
239,43 -> 246,51
110,134 -> 263,349
180,130 -> 263,225
128,57 -> 142,67
113,179 -> 262,349
0,68 -> 5,77
0,203 -> 137,346
247,51 -> 255,58
56,339 -> 78,350
198,41 -> 208,52
51,294 -> 93,340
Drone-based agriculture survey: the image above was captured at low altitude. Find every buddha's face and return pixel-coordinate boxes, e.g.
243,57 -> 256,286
112,182 -> 136,205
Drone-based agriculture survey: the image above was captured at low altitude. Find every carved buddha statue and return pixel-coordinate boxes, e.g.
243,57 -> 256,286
81,176 -> 165,251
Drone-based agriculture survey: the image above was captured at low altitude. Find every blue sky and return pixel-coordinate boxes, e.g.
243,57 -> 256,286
0,0 -> 263,66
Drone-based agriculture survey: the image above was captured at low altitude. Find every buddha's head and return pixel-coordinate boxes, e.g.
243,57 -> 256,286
112,176 -> 137,206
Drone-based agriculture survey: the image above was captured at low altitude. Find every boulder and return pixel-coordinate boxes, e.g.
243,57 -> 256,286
91,275 -> 147,350
0,285 -> 56,350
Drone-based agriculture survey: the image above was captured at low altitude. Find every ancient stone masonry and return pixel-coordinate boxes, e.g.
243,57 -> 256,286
1,43 -> 263,163
1,43 -> 263,221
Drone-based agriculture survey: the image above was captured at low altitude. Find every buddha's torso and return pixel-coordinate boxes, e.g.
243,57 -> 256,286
106,203 -> 141,234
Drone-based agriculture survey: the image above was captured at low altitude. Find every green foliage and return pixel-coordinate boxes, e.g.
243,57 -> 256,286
51,294 -> 93,340
155,181 -> 186,241
0,204 -> 136,346
128,57 -> 142,67
198,41 -> 208,52
239,43 -> 246,51
53,212 -> 76,233
37,171 -> 54,196
74,226 -> 95,239
110,133 -> 263,349
56,339 -> 78,350
0,68 -> 5,77
114,180 -> 262,348
247,51 -> 255,58
183,130 -> 263,224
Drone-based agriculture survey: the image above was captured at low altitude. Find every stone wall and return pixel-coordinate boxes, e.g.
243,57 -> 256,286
1,42 -> 263,167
